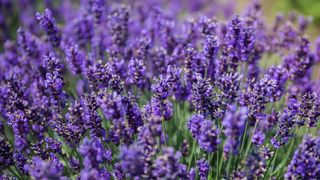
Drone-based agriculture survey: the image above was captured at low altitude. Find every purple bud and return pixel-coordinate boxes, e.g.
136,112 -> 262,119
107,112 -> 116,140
252,131 -> 265,146
196,158 -> 210,180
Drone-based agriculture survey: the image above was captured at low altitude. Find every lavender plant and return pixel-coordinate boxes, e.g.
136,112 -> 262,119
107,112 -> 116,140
0,0 -> 320,179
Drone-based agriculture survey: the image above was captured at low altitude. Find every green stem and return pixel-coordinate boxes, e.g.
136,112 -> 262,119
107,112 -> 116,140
8,166 -> 22,179
207,152 -> 214,178
216,152 -> 219,180
226,155 -> 233,176
270,150 -> 278,173
218,150 -> 223,178
239,121 -> 248,156
208,152 -> 214,163
275,128 -> 301,177
162,120 -> 167,147
14,166 -> 25,180
188,141 -> 196,171
244,120 -> 259,158
215,124 -> 224,179
274,138 -> 295,177
264,148 -> 279,179
236,120 -> 249,171
157,137 -> 162,154
178,104 -> 182,131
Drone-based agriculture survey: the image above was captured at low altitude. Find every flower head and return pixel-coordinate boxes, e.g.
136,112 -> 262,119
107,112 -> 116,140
285,135 -> 320,179
223,105 -> 248,154
35,9 -> 61,47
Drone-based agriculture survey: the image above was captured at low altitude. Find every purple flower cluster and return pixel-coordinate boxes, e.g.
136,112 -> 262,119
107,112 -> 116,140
0,137 -> 13,169
272,92 -> 320,148
0,0 -> 320,179
285,135 -> 320,179
35,9 -> 61,47
197,158 -> 210,180
187,114 -> 220,152
223,105 -> 248,155
119,144 -> 145,178
151,147 -> 187,179
79,137 -> 112,178
25,155 -> 64,179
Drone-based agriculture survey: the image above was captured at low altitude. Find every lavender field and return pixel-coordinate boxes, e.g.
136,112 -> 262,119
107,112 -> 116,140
0,0 -> 320,179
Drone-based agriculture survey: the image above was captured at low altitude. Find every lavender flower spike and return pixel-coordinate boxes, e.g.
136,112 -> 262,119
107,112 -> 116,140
285,135 -> 320,179
197,158 -> 210,180
119,144 -> 146,178
223,105 -> 248,155
36,9 -> 61,47
188,114 -> 220,152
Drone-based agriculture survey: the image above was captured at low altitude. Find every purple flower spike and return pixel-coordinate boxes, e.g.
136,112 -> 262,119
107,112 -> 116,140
298,92 -> 320,127
188,168 -> 196,180
283,37 -> 313,80
13,152 -> 27,174
36,9 -> 61,47
203,35 -> 219,80
192,74 -> 215,117
272,98 -> 300,148
188,114 -> 220,152
108,6 -> 129,47
152,147 -> 187,179
285,135 -> 320,179
223,105 -> 248,155
65,44 -> 85,75
187,114 -> 204,138
252,130 -> 265,146
0,138 -> 13,169
119,144 -> 146,178
126,58 -> 147,89
10,110 -> 30,151
216,72 -> 240,103
197,158 -> 210,180
198,120 -> 220,152
86,0 -> 106,23
199,16 -> 217,36
25,156 -> 63,179
79,137 -> 111,170
17,28 -> 39,58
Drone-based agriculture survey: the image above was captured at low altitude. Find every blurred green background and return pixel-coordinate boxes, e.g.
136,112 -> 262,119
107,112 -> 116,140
241,0 -> 320,39
1,0 -> 320,48
251,0 -> 320,78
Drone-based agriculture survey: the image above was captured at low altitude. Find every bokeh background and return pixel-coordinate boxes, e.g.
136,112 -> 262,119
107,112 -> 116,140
1,0 -> 320,47
250,0 -> 320,39
2,0 -> 320,77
